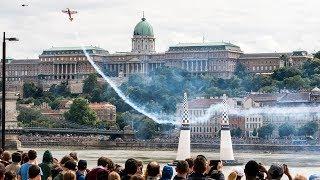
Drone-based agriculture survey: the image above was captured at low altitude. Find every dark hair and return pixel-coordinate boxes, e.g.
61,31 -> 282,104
29,165 -> 40,179
196,155 -> 207,161
4,171 -> 16,180
193,157 -> 206,174
28,150 -> 37,161
125,158 -> 138,175
146,161 -> 160,177
22,153 -> 29,164
176,160 -> 189,174
209,160 -> 220,170
78,160 -> 87,171
0,163 -> 5,178
96,170 -> 108,180
244,160 -> 259,177
97,157 -> 114,170
11,152 -> 22,163
185,158 -> 194,169
60,155 -> 72,165
64,160 -> 77,171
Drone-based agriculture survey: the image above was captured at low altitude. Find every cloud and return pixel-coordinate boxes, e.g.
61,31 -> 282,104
1,0 -> 320,58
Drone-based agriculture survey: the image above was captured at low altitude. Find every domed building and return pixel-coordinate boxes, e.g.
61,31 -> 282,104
132,16 -> 156,53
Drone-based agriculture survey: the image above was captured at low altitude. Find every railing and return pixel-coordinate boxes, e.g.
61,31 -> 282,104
1,127 -> 134,135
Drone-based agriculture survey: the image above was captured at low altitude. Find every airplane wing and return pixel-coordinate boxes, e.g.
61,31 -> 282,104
69,11 -> 78,14
62,10 -> 68,13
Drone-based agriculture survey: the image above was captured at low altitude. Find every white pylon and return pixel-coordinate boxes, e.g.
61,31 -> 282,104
176,92 -> 191,160
220,94 -> 235,160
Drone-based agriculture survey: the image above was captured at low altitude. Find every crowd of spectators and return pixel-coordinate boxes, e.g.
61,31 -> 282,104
0,148 -> 317,180
18,134 -> 318,147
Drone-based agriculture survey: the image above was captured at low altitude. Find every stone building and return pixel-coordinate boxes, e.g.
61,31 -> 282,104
176,97 -> 237,139
89,102 -> 116,125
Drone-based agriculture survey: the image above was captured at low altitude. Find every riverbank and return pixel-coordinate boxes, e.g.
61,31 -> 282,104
20,141 -> 320,153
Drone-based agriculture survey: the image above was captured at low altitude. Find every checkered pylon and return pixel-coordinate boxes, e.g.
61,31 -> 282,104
181,92 -> 190,129
221,94 -> 230,128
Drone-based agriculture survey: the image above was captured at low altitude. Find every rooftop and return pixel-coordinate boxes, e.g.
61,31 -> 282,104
187,98 -> 223,109
9,59 -> 39,64
44,46 -> 106,52
170,42 -> 240,48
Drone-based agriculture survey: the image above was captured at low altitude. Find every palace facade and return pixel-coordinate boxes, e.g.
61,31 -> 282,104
0,16 -> 314,93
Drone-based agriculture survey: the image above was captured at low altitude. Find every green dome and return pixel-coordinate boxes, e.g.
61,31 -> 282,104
133,17 -> 154,36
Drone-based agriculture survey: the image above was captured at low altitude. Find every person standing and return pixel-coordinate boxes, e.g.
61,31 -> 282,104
39,150 -> 53,180
18,150 -> 42,180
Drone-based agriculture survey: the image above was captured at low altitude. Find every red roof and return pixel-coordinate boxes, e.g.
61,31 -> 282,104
187,98 -> 223,109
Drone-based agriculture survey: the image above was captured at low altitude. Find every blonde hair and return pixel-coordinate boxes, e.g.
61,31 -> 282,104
63,170 -> 76,180
228,171 -> 238,180
108,171 -> 121,180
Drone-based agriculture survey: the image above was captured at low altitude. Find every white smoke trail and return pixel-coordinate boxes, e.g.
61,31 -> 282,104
74,33 -> 178,124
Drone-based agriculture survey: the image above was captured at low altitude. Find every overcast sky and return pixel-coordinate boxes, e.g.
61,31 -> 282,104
1,0 -> 320,59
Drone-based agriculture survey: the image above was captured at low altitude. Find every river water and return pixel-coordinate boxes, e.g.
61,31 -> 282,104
24,148 -> 320,179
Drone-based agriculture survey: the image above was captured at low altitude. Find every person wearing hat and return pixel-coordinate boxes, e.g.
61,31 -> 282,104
76,160 -> 88,180
160,165 -> 173,180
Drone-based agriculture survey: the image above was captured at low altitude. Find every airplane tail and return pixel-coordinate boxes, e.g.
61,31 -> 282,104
70,17 -> 73,21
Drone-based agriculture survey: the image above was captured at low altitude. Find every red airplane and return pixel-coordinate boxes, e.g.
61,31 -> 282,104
62,8 -> 77,21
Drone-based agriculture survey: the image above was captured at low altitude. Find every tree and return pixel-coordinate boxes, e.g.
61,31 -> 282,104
23,82 -> 43,98
271,67 -> 302,81
17,108 -> 42,124
298,121 -> 319,137
314,51 -> 320,60
64,98 -> 97,126
83,73 -> 99,94
283,75 -> 310,90
234,62 -> 248,77
49,82 -> 71,97
258,124 -> 275,139
91,88 -> 103,103
278,123 -> 295,137
231,127 -> 242,138
302,59 -> 320,77
116,112 -> 130,130
17,108 -> 57,128
252,128 -> 257,137
49,99 -> 61,110
134,117 -> 158,139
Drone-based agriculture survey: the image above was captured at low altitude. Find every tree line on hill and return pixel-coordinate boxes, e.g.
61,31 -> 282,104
17,52 -> 320,139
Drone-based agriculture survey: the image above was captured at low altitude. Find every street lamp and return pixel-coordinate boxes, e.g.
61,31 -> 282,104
2,32 -> 18,150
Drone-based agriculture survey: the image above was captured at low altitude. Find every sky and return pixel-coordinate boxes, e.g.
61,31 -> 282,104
1,0 -> 320,59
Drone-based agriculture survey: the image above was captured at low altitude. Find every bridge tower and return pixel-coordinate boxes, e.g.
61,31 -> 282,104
176,92 -> 191,160
220,94 -> 234,160
0,92 -> 21,149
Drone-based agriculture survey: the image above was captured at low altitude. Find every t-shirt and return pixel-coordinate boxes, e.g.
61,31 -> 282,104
76,171 -> 86,180
5,162 -> 21,175
18,162 -> 43,180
